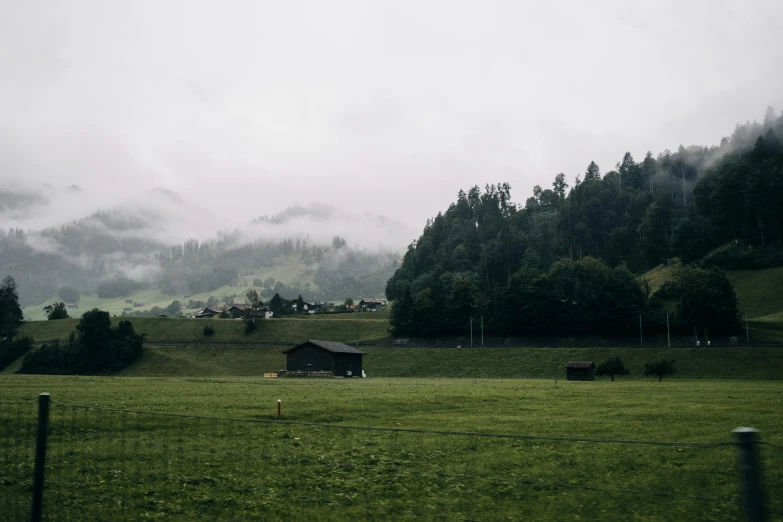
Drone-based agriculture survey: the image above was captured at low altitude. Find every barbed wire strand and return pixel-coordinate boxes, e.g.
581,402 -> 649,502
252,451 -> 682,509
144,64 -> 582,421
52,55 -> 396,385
51,401 -> 732,449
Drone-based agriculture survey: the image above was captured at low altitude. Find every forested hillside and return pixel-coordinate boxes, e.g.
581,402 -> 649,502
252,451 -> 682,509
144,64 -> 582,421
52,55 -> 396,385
1,204 -> 400,307
387,108 -> 783,337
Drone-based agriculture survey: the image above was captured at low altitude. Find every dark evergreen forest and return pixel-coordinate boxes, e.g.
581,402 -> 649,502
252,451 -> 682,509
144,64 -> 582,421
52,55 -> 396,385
386,108 -> 783,337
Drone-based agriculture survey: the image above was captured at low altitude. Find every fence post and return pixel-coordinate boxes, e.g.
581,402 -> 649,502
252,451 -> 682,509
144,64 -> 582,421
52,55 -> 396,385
733,427 -> 766,522
31,393 -> 51,522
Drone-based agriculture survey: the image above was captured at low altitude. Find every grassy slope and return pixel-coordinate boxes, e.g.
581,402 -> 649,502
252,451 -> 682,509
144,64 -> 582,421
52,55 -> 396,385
640,259 -> 681,294
727,266 -> 783,318
113,344 -> 783,380
641,262 -> 783,319
18,316 -> 390,344
21,254 -> 318,321
641,261 -> 783,340
1,376 -> 781,520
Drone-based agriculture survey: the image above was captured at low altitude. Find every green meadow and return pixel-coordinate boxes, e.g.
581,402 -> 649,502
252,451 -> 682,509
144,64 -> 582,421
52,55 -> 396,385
2,376 -> 783,521
100,344 -> 783,380
17,316 -> 391,345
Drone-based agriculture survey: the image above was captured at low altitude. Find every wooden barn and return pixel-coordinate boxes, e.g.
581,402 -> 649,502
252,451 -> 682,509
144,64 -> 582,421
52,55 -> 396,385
283,340 -> 364,377
565,361 -> 595,381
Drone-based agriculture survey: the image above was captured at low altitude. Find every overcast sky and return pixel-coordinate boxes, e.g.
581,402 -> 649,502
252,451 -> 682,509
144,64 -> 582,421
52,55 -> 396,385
1,0 -> 782,241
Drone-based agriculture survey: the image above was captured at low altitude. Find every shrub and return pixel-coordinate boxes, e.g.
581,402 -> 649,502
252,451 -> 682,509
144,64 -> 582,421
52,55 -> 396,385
203,325 -> 215,336
595,356 -> 630,381
44,302 -> 69,320
644,359 -> 677,382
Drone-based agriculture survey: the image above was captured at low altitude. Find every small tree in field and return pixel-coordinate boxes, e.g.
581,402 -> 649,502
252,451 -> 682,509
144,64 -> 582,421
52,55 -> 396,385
44,302 -> 69,320
595,356 -> 629,381
644,359 -> 677,382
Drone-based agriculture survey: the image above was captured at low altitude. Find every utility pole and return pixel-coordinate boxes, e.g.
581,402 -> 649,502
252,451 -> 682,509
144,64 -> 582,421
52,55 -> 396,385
481,315 -> 484,346
666,312 -> 671,347
470,317 -> 473,348
356,312 -> 359,348
639,314 -> 643,346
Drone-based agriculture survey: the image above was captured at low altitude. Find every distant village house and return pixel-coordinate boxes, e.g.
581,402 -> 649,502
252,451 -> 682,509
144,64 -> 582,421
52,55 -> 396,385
194,307 -> 222,319
228,304 -> 273,319
358,298 -> 386,312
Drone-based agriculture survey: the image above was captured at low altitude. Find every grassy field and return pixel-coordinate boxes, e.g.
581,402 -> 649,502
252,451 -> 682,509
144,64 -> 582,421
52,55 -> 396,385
2,376 -> 783,521
17,316 -> 391,344
91,344 -> 783,380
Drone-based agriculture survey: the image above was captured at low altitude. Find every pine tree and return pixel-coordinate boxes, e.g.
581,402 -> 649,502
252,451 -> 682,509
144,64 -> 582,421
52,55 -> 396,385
0,276 -> 23,338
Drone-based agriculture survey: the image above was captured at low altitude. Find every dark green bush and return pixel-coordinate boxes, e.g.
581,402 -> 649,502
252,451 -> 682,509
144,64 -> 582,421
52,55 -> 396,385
20,310 -> 144,374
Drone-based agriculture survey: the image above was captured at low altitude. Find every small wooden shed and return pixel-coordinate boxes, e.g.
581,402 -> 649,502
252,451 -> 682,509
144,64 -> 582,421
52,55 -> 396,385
283,340 -> 364,377
565,361 -> 595,381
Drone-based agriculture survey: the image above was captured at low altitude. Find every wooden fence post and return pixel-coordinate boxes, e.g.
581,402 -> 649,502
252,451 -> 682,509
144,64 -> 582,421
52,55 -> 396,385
31,393 -> 50,522
733,427 -> 766,522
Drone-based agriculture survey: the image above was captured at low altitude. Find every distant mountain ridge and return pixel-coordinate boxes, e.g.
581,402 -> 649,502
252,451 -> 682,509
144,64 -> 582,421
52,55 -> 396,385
1,190 -> 402,307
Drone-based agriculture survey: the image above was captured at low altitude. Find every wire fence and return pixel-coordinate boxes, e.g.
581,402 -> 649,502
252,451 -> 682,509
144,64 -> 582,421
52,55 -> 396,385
2,397 -> 782,521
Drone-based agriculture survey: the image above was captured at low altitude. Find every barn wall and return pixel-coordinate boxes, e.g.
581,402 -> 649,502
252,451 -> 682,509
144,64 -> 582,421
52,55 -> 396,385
286,344 -> 335,373
334,353 -> 363,376
566,368 -> 592,381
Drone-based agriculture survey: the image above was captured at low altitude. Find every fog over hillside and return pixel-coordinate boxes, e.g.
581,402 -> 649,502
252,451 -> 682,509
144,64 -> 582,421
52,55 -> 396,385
2,2 -> 782,235
0,187 -> 410,307
0,183 -> 415,250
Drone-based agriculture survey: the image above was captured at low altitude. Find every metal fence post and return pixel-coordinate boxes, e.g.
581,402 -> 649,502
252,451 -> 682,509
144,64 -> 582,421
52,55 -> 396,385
31,393 -> 50,522
733,427 -> 766,522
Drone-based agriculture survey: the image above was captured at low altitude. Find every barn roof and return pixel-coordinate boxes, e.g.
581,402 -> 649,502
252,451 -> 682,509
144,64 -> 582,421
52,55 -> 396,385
564,361 -> 594,368
284,340 -> 365,355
